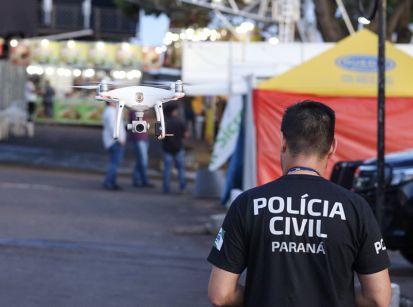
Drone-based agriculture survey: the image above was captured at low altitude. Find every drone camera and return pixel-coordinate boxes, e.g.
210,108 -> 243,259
135,123 -> 146,133
128,120 -> 149,134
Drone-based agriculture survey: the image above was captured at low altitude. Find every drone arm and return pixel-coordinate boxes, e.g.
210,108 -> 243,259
114,100 -> 125,140
154,102 -> 166,140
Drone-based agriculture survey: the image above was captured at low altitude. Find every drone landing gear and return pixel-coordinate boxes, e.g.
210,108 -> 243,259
114,100 -> 125,139
154,102 -> 167,140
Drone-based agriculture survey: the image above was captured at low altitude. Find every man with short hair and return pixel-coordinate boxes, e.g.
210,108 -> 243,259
25,77 -> 38,137
208,100 -> 391,307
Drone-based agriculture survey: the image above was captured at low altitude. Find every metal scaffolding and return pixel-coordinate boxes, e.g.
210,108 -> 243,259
179,0 -> 301,42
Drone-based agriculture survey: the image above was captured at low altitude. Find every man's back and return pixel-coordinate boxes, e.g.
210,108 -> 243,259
208,174 -> 390,307
102,106 -> 125,149
162,116 -> 185,154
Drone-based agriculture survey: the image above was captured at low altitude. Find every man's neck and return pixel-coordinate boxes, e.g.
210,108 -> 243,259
283,155 -> 326,177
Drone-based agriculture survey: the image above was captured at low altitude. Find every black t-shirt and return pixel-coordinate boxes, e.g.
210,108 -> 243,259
208,174 -> 390,307
162,116 -> 186,154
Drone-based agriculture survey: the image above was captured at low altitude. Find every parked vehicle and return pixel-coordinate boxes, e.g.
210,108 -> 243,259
331,150 -> 413,263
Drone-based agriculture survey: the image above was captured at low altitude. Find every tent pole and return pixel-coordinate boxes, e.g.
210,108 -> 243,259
376,0 -> 386,229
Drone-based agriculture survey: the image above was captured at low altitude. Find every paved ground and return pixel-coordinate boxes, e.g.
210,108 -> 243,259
0,165 -> 223,307
0,123 -> 203,177
389,251 -> 413,302
0,165 -> 412,307
0,123 -> 162,175
0,125 -> 412,305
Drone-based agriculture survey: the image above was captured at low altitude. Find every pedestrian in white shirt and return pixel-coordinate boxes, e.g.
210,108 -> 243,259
25,78 -> 38,137
102,101 -> 126,190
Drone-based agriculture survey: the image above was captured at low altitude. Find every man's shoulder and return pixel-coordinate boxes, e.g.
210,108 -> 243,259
236,177 -> 366,206
231,180 -> 284,207
325,179 -> 368,206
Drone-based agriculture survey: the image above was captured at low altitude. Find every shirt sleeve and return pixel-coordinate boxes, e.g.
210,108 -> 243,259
353,198 -> 391,274
207,196 -> 247,274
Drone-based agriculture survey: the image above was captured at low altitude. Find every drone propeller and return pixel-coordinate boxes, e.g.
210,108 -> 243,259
72,85 -> 99,90
72,79 -> 202,92
72,80 -> 138,90
101,80 -> 138,86
141,80 -> 195,86
140,80 -> 199,92
139,82 -> 174,90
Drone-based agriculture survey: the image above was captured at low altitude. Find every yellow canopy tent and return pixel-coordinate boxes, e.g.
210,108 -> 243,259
258,29 -> 413,97
253,30 -> 413,185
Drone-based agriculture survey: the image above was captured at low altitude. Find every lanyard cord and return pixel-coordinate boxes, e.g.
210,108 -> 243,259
287,166 -> 321,176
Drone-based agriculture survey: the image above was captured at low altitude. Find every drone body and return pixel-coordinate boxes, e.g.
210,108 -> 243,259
77,80 -> 185,140
99,86 -> 183,112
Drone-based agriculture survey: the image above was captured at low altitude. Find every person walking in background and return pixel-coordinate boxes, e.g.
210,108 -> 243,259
102,101 -> 126,191
128,111 -> 153,188
162,104 -> 187,194
24,77 -> 38,137
42,80 -> 55,118
183,96 -> 196,139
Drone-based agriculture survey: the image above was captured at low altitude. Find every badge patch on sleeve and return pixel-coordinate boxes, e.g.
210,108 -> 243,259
214,228 -> 225,251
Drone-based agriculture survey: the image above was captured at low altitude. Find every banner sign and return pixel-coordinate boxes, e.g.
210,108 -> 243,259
209,95 -> 243,171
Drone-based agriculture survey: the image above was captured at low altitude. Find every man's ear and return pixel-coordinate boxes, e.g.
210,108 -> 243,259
328,138 -> 338,158
280,132 -> 287,153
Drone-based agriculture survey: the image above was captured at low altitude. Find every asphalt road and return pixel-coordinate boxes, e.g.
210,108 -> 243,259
0,165 -> 222,307
0,165 -> 412,306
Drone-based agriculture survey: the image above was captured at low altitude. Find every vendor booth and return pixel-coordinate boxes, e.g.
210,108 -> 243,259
253,30 -> 413,186
9,39 -> 144,125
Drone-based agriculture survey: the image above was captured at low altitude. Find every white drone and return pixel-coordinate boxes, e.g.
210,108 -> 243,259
75,80 -> 186,140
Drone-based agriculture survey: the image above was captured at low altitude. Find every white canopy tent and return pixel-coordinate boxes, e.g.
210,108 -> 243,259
182,41 -> 333,96
182,41 -> 413,96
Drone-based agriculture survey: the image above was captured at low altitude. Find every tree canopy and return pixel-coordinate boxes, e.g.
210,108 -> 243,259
315,0 -> 412,43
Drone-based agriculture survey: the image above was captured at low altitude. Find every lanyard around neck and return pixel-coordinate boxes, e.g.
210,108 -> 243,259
287,166 -> 320,176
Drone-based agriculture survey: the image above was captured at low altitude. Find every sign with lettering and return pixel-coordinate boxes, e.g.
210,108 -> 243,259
335,55 -> 396,73
209,95 -> 243,171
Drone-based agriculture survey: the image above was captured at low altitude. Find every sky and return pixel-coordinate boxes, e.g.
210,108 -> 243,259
138,11 -> 169,47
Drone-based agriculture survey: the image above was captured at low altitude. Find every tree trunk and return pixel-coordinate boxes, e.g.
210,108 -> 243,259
366,0 -> 412,42
314,0 -> 347,41
387,0 -> 412,43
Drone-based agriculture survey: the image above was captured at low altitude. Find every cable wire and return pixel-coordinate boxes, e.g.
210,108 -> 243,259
358,0 -> 380,21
